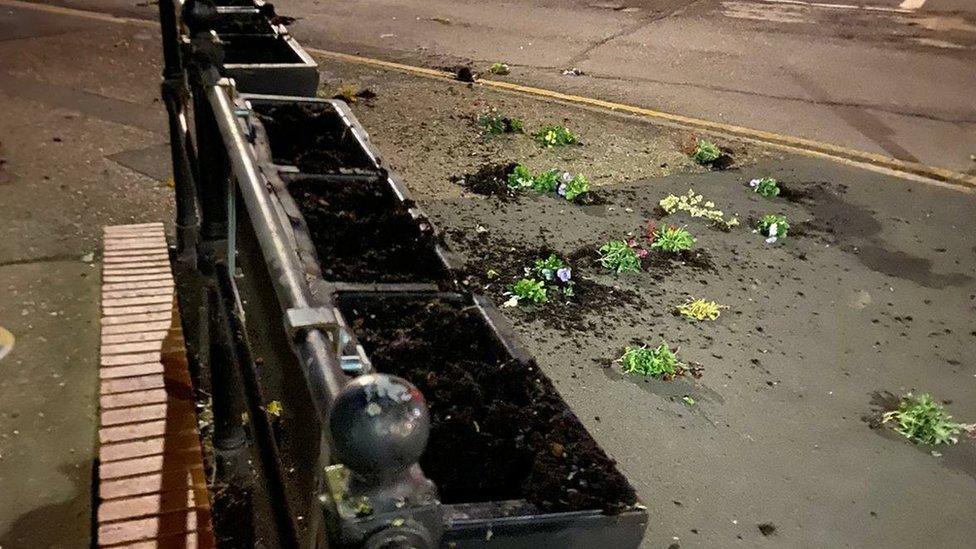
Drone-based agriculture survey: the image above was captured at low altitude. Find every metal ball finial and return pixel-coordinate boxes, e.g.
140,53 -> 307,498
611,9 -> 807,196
329,374 -> 430,479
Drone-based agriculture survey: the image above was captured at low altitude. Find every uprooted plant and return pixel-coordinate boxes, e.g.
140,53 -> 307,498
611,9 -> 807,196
690,138 -> 721,165
750,176 -> 781,198
756,214 -> 790,243
598,240 -> 644,274
488,62 -> 511,75
676,298 -> 726,321
529,253 -> 575,297
506,164 -> 591,202
649,225 -> 696,253
882,393 -> 973,445
658,189 -> 739,230
504,277 -> 548,306
619,343 -> 684,379
478,109 -> 524,135
534,124 -> 578,147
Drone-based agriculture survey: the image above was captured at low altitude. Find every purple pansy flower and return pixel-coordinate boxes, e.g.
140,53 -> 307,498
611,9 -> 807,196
556,267 -> 572,282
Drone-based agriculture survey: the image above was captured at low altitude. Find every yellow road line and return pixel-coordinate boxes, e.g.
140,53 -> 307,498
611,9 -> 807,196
310,49 -> 975,193
5,0 -> 974,193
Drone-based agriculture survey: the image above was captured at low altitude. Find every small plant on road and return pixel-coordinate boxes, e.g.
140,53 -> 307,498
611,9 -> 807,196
750,176 -> 781,198
598,240 -> 643,273
507,163 -> 533,189
507,278 -> 548,305
619,343 -> 685,378
532,169 -> 561,193
528,254 -> 575,297
479,111 -> 524,135
691,138 -> 721,165
756,214 -> 790,243
650,225 -> 696,252
676,298 -> 726,321
534,125 -> 578,147
883,393 -> 972,445
488,62 -> 511,75
658,189 -> 739,229
558,173 -> 590,202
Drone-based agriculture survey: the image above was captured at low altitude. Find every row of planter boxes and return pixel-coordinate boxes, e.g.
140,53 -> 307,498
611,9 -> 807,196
236,94 -> 648,547
187,3 -> 647,546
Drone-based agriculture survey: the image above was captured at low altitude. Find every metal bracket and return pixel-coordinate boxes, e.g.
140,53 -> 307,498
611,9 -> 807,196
284,307 -> 369,375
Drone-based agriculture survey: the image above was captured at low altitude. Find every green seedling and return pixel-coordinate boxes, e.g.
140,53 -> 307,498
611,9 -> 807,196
619,343 -> 684,378
691,138 -> 721,164
757,214 -> 790,242
532,169 -> 561,193
534,125 -> 577,147
676,298 -> 725,321
507,163 -> 533,189
883,393 -> 970,445
650,226 -> 696,252
598,240 -> 642,274
479,113 -> 524,135
560,174 -> 590,202
486,268 -> 499,279
750,176 -> 780,198
488,62 -> 511,75
509,278 -> 548,304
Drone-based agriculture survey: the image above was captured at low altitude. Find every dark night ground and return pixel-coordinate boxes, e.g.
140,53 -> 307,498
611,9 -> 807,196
419,156 -> 976,547
275,60 -> 975,546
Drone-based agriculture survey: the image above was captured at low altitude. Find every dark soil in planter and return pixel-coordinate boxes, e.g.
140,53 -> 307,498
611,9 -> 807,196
252,104 -> 375,173
221,35 -> 301,64
209,14 -> 275,36
338,295 -> 638,513
289,178 -> 449,282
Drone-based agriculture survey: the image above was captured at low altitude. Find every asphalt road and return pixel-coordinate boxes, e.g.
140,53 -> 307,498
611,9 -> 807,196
35,0 -> 976,175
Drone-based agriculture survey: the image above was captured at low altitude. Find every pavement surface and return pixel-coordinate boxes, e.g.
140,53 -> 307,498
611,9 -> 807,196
0,2 -> 973,549
32,0 -> 976,175
0,6 -> 172,547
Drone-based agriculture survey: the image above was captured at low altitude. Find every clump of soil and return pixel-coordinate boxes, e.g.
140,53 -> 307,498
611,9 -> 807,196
253,104 -> 374,173
289,178 -> 449,282
758,522 -> 777,536
458,239 -> 641,330
451,162 -> 519,200
338,295 -> 638,513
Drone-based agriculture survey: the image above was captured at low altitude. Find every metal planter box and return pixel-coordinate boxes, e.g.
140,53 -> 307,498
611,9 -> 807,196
220,34 -> 319,96
225,93 -> 649,547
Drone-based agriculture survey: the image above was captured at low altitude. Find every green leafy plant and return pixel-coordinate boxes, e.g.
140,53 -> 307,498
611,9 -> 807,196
676,298 -> 725,321
750,177 -> 780,198
507,163 -> 533,189
559,174 -> 590,202
756,214 -> 789,242
531,169 -> 561,193
883,393 -> 970,445
619,343 -> 685,378
691,138 -> 721,164
534,125 -> 577,147
479,112 -> 524,135
658,189 -> 739,229
598,240 -> 642,273
650,225 -> 696,252
509,278 -> 548,304
531,254 -> 564,280
488,62 -> 511,75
